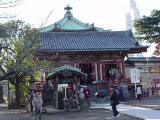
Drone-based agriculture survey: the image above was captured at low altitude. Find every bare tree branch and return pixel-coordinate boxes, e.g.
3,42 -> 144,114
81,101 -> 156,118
0,0 -> 21,8
0,4 -> 16,8
0,0 -> 19,6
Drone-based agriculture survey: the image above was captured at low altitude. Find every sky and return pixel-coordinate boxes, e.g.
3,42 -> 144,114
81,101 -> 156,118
7,0 -> 160,30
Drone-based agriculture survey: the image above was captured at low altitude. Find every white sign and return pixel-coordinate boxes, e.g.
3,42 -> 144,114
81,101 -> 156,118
156,83 -> 160,88
1,81 -> 8,99
130,68 -> 140,83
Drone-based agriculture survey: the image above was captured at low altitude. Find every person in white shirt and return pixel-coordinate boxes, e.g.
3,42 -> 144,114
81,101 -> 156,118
32,91 -> 43,120
78,88 -> 85,100
136,86 -> 142,100
78,87 -> 85,109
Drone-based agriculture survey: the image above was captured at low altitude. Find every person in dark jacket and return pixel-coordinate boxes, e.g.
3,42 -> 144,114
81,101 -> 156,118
109,85 -> 120,117
119,86 -> 125,101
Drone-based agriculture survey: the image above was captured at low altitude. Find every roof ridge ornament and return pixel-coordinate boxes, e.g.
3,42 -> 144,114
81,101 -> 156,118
135,41 -> 139,46
90,23 -> 96,30
91,23 -> 94,27
54,23 -> 61,28
64,5 -> 73,17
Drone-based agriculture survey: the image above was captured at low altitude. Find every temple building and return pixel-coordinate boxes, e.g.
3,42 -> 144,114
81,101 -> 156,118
37,5 -> 147,87
35,6 -> 149,109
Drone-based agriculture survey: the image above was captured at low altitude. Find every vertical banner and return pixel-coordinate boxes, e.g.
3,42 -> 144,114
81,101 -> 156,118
130,68 -> 140,83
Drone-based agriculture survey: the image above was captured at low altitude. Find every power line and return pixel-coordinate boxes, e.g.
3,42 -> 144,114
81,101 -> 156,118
40,8 -> 54,28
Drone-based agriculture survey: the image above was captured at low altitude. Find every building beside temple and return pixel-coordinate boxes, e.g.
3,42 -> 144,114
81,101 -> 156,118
125,57 -> 160,96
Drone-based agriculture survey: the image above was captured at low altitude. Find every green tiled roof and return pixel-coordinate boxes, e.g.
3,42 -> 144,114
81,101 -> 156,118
40,5 -> 107,32
47,64 -> 87,79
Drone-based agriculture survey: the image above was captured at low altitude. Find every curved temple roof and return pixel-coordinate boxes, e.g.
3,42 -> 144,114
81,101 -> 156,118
38,5 -> 147,55
40,5 -> 107,32
39,30 -> 147,53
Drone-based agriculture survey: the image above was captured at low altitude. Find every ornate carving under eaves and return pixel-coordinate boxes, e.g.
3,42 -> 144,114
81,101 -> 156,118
93,53 -> 103,59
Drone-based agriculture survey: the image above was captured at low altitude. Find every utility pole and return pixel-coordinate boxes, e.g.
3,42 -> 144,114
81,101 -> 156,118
146,57 -> 151,97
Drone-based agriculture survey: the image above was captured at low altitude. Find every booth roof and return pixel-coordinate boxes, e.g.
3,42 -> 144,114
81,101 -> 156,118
46,64 -> 87,80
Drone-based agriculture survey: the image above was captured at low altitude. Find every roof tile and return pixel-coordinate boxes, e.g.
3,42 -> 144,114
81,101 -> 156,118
39,30 -> 147,52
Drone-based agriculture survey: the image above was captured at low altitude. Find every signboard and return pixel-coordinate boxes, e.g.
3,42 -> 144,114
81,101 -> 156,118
156,83 -> 160,88
130,68 -> 140,83
149,67 -> 160,73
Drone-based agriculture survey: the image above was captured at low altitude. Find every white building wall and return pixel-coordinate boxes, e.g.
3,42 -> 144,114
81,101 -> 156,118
125,61 -> 160,96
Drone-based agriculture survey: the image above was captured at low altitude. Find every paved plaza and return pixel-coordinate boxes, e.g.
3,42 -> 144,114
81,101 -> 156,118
1,97 -> 160,120
125,97 -> 160,110
91,97 -> 160,120
0,107 -> 142,120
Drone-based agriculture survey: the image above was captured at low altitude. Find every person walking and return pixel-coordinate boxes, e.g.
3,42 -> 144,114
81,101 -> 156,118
136,86 -> 142,100
32,91 -> 43,120
107,85 -> 120,119
118,86 -> 125,102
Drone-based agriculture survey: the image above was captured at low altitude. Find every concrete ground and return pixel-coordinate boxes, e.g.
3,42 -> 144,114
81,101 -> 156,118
91,96 -> 160,120
91,103 -> 160,120
1,97 -> 160,120
0,107 -> 142,120
125,96 -> 160,110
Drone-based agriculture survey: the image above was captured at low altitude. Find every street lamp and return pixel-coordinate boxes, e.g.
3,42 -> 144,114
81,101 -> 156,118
146,57 -> 151,97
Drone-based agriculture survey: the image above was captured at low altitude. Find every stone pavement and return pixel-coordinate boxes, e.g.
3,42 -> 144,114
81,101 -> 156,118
90,102 -> 160,120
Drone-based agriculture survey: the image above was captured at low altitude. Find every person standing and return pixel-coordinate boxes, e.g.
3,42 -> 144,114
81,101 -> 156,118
78,87 -> 85,109
27,91 -> 31,112
136,86 -> 142,100
32,91 -> 43,120
108,85 -> 120,118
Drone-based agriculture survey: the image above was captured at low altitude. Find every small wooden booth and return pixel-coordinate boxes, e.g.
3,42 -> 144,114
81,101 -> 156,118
46,64 -> 87,110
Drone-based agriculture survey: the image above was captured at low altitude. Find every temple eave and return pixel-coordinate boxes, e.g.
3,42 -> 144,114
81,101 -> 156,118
36,48 -> 147,57
51,28 -> 97,32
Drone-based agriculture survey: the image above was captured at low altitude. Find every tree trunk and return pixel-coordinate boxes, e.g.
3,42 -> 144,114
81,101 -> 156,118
0,86 -> 4,103
15,76 -> 20,109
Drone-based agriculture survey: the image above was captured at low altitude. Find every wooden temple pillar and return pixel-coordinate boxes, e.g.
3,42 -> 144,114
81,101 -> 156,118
102,63 -> 107,81
94,62 -> 98,81
119,56 -> 126,82
99,63 -> 103,80
55,76 -> 59,109
121,60 -> 125,76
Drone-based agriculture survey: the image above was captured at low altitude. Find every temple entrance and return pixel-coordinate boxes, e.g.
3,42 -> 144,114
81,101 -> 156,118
79,63 -> 93,84
105,64 -> 121,82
